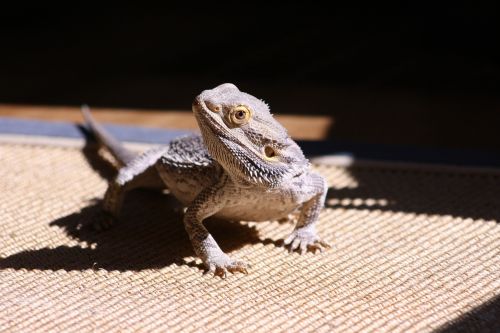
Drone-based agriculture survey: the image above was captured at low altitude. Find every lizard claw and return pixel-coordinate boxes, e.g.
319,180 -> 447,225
284,229 -> 330,254
207,256 -> 249,278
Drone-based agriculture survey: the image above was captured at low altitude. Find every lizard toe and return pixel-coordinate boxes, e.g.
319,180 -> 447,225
284,230 -> 330,254
92,214 -> 114,232
227,260 -> 249,275
307,240 -> 330,253
213,266 -> 227,279
207,257 -> 249,278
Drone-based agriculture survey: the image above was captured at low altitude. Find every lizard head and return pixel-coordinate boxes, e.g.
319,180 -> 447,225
192,83 -> 309,188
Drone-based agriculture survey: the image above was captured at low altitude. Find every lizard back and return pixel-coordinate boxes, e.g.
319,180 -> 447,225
156,135 -> 222,205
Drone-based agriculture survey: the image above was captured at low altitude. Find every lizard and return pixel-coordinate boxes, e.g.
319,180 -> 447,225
82,83 -> 330,277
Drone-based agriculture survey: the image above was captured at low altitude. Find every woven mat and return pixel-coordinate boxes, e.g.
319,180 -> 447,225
0,140 -> 499,333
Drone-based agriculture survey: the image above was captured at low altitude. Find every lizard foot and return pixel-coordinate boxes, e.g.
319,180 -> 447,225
277,213 -> 298,224
92,213 -> 115,231
284,229 -> 330,254
206,254 -> 249,278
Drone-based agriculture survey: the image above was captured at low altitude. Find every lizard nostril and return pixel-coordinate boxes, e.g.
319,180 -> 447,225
192,97 -> 202,112
206,101 -> 221,113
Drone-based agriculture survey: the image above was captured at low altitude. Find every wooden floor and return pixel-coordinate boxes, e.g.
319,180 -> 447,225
0,104 -> 333,141
1,97 -> 500,150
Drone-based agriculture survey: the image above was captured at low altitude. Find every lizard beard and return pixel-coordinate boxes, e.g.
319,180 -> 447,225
196,110 -> 308,188
206,134 -> 304,188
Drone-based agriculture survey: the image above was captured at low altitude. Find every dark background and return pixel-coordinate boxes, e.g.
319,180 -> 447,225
0,4 -> 498,149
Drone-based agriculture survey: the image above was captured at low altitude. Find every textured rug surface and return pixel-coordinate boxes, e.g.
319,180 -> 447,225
0,139 -> 499,332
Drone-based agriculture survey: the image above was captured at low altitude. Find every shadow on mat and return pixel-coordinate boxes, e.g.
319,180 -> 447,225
0,189 -> 269,272
434,294 -> 500,333
0,136 -> 277,273
326,163 -> 500,330
81,135 -> 118,182
326,163 -> 500,222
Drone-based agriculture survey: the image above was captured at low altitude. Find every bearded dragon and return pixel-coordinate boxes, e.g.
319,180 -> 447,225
83,83 -> 329,277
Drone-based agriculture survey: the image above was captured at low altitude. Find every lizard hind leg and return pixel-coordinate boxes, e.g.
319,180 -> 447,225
96,147 -> 168,231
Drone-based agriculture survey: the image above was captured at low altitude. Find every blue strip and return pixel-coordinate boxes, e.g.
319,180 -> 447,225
1,117 -> 499,168
0,117 -> 193,144
0,117 -> 84,138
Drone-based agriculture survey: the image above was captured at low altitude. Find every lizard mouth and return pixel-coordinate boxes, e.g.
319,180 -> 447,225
192,97 -> 215,123
192,97 -> 228,137
192,97 -> 234,140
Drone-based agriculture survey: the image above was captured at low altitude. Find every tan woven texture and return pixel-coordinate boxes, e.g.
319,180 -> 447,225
1,140 -> 499,332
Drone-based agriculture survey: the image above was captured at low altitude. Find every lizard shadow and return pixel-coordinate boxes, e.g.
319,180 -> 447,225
80,125 -> 119,181
0,137 -> 279,273
0,189 -> 271,272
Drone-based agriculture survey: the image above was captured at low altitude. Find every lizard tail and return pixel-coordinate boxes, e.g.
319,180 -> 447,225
81,105 -> 137,167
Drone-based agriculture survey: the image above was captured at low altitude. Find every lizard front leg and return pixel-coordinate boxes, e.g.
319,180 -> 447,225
184,175 -> 248,278
284,172 -> 330,254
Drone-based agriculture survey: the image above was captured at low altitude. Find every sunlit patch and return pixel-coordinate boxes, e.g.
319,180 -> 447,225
327,197 -> 390,207
313,164 -> 359,188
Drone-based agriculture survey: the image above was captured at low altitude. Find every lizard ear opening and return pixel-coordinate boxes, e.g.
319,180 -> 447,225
264,146 -> 277,159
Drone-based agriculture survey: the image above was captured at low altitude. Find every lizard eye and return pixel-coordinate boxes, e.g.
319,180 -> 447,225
229,105 -> 251,125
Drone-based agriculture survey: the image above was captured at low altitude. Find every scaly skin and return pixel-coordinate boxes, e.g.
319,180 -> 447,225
83,83 -> 329,277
